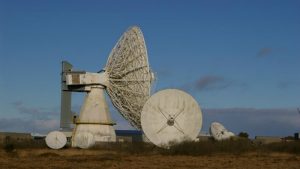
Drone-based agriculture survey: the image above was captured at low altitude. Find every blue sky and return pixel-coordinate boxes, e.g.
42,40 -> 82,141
0,0 -> 299,137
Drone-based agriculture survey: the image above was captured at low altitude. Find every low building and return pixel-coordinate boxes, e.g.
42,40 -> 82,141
196,133 -> 211,142
254,136 -> 282,144
0,132 -> 32,144
115,130 -> 143,142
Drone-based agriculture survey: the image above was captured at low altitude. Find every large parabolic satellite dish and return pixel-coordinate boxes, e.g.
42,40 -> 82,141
141,89 -> 202,148
56,26 -> 154,148
105,26 -> 153,129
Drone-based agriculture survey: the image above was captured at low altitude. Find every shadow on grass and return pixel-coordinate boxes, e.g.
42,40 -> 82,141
259,141 -> 300,154
90,139 -> 300,156
2,138 -> 300,156
91,142 -> 159,155
166,139 -> 300,156
164,139 -> 255,156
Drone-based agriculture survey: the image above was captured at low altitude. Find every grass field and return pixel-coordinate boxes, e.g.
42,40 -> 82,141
1,140 -> 300,169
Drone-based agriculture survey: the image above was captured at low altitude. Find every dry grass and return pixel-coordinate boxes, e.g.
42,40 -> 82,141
1,148 -> 300,169
1,139 -> 300,169
89,139 -> 300,156
164,139 -> 300,156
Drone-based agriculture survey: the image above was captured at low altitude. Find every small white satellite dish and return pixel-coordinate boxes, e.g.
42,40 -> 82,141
73,132 -> 95,149
45,131 -> 67,149
141,89 -> 202,148
210,122 -> 234,141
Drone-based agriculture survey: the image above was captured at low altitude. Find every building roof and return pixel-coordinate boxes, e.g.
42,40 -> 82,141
115,130 -> 143,136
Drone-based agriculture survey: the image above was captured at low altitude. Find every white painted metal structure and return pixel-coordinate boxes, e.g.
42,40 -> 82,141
141,89 -> 202,148
62,26 -> 153,148
73,132 -> 95,149
60,61 -> 73,131
105,26 -> 154,129
45,131 -> 67,149
210,122 -> 235,141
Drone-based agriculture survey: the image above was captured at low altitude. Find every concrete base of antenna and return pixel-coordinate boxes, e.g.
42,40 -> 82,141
72,87 -> 116,148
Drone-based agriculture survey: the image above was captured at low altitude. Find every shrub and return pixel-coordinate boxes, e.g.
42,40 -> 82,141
91,142 -> 159,155
3,136 -> 15,153
3,142 -> 15,153
238,132 -> 249,138
164,139 -> 255,156
260,141 -> 300,154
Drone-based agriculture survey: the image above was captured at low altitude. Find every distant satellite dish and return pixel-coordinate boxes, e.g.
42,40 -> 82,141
141,89 -> 202,148
45,131 -> 67,149
73,132 -> 95,149
210,122 -> 234,141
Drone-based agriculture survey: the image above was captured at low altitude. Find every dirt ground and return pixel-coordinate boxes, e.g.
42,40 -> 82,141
0,148 -> 300,169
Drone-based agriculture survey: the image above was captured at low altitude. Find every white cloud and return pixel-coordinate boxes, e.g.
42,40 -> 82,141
33,119 -> 60,131
11,101 -> 59,119
0,118 -> 59,134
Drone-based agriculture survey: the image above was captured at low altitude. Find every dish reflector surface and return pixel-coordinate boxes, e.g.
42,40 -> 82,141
210,122 -> 234,141
105,26 -> 153,129
45,131 -> 67,149
141,89 -> 202,148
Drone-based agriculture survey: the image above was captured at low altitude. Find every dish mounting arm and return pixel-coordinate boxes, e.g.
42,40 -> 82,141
60,61 -> 73,130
